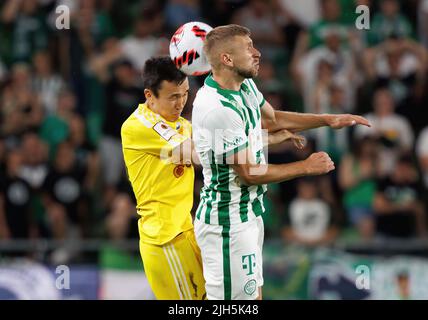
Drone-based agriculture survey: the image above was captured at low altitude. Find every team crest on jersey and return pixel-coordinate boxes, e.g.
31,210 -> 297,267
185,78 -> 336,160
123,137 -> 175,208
173,164 -> 185,178
153,121 -> 177,141
244,279 -> 257,295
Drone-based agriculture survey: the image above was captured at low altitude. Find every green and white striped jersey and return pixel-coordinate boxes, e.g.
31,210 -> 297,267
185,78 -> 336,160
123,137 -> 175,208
192,74 -> 268,226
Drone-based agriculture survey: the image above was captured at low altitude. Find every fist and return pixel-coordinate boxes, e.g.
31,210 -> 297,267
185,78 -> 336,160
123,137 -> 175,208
304,152 -> 335,175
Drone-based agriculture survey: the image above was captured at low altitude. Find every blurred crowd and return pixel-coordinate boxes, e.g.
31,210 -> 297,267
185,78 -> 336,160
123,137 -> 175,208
1,0 -> 428,263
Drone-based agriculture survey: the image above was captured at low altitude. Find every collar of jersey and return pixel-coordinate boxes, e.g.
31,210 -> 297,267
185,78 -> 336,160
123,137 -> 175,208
205,74 -> 242,95
140,103 -> 179,128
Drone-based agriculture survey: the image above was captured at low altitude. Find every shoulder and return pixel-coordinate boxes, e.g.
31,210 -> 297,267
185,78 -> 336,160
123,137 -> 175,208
121,106 -> 158,140
193,86 -> 242,121
193,85 -> 222,108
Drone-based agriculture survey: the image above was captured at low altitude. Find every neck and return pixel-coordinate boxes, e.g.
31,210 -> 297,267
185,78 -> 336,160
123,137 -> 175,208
212,68 -> 245,91
147,101 -> 160,115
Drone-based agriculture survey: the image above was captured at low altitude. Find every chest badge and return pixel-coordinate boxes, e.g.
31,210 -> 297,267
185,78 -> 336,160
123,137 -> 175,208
173,164 -> 185,178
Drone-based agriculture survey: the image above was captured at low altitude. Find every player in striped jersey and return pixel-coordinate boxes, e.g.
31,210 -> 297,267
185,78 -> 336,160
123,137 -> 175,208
192,25 -> 371,300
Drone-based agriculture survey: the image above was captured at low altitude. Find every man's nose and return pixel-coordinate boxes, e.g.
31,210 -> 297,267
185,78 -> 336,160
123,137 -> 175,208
176,97 -> 185,109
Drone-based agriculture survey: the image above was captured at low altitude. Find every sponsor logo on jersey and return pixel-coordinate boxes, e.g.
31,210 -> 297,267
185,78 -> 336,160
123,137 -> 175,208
173,165 -> 185,178
153,121 -> 177,141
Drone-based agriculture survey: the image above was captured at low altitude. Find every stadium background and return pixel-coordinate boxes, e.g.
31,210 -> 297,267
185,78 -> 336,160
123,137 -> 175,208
1,0 -> 428,299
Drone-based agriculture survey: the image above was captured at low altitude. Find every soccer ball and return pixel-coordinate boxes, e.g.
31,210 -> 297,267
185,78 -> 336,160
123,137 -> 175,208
169,21 -> 213,76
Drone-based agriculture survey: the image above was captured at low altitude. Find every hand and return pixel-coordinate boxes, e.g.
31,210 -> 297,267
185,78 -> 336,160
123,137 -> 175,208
325,114 -> 371,129
304,152 -> 335,175
268,129 -> 306,149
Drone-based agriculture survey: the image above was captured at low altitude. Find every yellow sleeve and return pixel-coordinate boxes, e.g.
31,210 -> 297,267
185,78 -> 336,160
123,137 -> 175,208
122,119 -> 188,158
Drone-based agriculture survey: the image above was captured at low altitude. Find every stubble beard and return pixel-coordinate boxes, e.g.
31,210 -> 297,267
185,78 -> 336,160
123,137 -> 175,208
235,66 -> 257,79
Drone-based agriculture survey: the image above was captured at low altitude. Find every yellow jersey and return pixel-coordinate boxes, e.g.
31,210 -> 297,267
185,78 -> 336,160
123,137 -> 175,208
121,103 -> 194,245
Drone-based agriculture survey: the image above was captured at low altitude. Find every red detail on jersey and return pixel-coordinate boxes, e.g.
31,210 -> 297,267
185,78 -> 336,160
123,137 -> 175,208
191,25 -> 207,41
173,165 -> 185,178
173,49 -> 200,68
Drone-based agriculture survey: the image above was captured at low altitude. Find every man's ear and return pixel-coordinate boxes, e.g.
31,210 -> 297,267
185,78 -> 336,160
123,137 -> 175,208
220,53 -> 233,67
144,89 -> 153,100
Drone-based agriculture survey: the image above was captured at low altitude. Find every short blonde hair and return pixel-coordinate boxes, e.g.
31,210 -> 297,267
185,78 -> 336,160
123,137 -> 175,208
204,24 -> 251,69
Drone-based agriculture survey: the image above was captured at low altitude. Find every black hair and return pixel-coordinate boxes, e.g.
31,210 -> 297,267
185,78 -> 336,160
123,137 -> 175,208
142,56 -> 187,97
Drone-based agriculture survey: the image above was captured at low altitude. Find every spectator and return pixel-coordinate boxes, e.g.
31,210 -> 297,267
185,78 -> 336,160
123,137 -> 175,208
120,8 -> 166,71
0,148 -> 33,240
99,59 -> 142,190
282,177 -> 339,246
368,0 -> 413,46
291,0 -> 349,69
42,141 -> 89,239
373,153 -> 427,239
68,115 -> 100,193
313,83 -> 351,164
1,64 -> 44,137
355,88 -> 413,176
39,89 -> 80,159
362,37 -> 428,105
105,193 -> 138,240
18,131 -> 49,190
1,0 -> 49,63
339,137 -> 379,239
293,26 -> 357,112
232,0 -> 285,61
31,50 -> 65,114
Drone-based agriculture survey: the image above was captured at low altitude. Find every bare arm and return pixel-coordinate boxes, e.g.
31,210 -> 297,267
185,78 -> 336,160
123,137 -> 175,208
230,148 -> 334,186
261,100 -> 371,133
264,128 -> 306,148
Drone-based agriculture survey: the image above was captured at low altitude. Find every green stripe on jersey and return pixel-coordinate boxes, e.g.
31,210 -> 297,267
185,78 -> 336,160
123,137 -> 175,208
247,79 -> 258,97
217,154 -> 231,225
239,185 -> 250,222
252,185 -> 265,217
204,151 -> 218,224
239,92 -> 256,129
223,141 -> 248,159
222,225 -> 231,300
220,100 -> 244,122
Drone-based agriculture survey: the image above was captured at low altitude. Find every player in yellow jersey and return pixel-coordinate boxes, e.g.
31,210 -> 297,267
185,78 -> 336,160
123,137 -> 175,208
121,56 -> 205,300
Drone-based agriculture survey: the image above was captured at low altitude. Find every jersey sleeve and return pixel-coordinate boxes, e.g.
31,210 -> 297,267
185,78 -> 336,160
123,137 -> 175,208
202,107 -> 248,161
121,119 -> 189,159
247,79 -> 265,108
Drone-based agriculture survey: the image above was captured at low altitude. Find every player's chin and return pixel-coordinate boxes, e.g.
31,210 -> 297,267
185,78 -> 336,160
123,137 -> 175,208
168,113 -> 181,121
